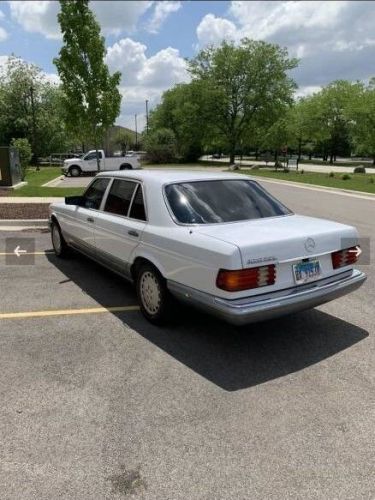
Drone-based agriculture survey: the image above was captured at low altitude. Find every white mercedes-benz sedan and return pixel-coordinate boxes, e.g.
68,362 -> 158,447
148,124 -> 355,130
49,170 -> 366,325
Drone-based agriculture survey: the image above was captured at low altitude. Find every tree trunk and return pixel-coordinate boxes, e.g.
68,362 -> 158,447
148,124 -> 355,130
229,150 -> 235,164
373,155 -> 375,166
255,147 -> 259,161
298,138 -> 302,161
308,152 -> 312,160
94,126 -> 100,172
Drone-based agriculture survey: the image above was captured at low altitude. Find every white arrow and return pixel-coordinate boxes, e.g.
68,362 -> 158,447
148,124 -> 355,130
348,246 -> 362,258
14,245 -> 27,258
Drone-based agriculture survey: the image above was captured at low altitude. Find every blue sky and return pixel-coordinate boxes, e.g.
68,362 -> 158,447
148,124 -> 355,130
0,1 -> 374,130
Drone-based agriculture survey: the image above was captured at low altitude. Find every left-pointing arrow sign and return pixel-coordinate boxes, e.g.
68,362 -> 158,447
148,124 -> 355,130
14,245 -> 27,258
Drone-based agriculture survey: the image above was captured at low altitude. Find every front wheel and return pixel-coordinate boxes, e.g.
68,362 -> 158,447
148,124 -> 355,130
136,264 -> 174,325
51,221 -> 69,258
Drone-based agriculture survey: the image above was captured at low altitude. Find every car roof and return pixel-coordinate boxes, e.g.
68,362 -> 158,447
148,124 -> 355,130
96,168 -> 251,185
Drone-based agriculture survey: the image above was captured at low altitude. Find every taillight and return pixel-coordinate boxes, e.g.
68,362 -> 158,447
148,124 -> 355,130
216,265 -> 276,292
331,246 -> 361,269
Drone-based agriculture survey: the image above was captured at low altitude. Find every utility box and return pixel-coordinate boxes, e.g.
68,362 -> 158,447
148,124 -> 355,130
0,147 -> 22,187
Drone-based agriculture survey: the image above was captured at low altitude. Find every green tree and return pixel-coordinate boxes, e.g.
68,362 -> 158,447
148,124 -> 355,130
54,0 -> 121,170
300,81 -> 363,163
262,117 -> 290,168
0,56 -> 71,159
188,39 -> 298,163
347,79 -> 375,164
144,128 -> 177,163
149,82 -> 206,161
113,129 -> 133,155
11,137 -> 32,180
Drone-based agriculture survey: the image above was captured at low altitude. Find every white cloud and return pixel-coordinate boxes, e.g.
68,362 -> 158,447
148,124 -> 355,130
0,27 -> 7,42
196,14 -> 237,47
196,1 -> 375,89
0,8 -> 7,41
106,38 -> 189,129
8,0 -> 153,39
146,1 -> 181,34
295,86 -> 322,98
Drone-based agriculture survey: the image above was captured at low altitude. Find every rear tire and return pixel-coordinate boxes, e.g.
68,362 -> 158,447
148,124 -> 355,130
120,163 -> 132,170
51,221 -> 69,258
136,263 -> 174,325
69,165 -> 81,177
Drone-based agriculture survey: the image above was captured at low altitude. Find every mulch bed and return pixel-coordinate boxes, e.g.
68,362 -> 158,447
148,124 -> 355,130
0,203 -> 50,219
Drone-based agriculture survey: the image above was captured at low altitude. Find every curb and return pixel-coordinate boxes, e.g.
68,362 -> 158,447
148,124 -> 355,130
0,219 -> 48,229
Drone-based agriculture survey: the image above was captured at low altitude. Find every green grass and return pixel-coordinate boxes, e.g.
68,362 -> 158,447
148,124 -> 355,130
240,168 -> 375,194
13,167 -> 84,197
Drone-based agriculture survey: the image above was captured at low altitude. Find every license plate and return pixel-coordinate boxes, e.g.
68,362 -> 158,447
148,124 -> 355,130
293,260 -> 322,285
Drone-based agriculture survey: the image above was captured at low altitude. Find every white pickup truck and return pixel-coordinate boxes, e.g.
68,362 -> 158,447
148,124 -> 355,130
62,149 -> 141,177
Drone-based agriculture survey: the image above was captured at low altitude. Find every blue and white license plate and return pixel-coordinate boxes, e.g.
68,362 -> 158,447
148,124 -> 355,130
293,260 -> 321,285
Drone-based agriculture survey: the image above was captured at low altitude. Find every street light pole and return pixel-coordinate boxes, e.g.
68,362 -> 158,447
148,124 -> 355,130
135,114 -> 138,150
145,99 -> 149,134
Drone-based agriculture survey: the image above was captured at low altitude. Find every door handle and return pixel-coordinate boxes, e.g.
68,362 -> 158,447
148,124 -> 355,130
128,230 -> 139,237
87,216 -> 94,223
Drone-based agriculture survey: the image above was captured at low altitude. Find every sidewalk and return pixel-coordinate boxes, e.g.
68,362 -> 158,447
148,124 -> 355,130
201,157 -> 375,174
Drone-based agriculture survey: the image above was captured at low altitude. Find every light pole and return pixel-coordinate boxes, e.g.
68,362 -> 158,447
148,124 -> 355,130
145,99 -> 149,134
135,114 -> 138,150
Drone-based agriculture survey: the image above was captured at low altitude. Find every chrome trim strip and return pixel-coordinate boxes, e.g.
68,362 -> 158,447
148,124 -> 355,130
167,269 -> 366,326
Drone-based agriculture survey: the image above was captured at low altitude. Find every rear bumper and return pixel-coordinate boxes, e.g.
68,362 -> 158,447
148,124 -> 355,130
168,269 -> 366,326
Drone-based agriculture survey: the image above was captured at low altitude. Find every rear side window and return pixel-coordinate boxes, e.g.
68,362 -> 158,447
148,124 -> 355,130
83,178 -> 110,209
104,179 -> 137,216
165,180 -> 292,224
129,185 -> 146,221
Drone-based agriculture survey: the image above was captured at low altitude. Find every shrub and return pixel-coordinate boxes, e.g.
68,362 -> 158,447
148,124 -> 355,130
300,169 -> 304,174
10,138 -> 33,181
328,171 -> 335,178
342,173 -> 351,180
353,166 -> 366,174
144,128 -> 177,163
369,177 -> 374,184
283,167 -> 290,173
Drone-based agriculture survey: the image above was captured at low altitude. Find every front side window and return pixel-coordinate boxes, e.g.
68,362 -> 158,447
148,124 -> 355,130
104,179 -> 137,216
165,180 -> 292,224
85,151 -> 102,161
83,178 -> 110,209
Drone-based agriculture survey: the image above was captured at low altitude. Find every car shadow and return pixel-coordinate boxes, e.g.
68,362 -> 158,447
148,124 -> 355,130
47,252 -> 368,392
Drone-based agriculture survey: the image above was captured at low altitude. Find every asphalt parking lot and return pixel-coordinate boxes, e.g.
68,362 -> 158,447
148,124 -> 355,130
0,181 -> 374,500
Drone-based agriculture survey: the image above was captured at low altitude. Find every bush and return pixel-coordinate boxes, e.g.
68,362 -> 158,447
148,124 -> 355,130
300,169 -> 305,174
328,171 -> 335,178
353,166 -> 366,174
144,128 -> 177,163
369,177 -> 374,184
10,138 -> 33,181
342,173 -> 351,180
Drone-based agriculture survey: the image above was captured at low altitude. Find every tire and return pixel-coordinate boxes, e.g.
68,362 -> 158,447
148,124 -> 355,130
120,163 -> 132,170
69,165 -> 81,177
136,263 -> 174,325
51,220 -> 70,258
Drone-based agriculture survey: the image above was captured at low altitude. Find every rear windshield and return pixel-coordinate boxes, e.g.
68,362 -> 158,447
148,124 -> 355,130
164,180 -> 292,224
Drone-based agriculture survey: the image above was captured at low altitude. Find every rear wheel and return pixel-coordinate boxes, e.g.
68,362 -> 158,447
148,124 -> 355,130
136,263 -> 174,324
120,163 -> 132,170
69,165 -> 81,177
51,221 -> 69,258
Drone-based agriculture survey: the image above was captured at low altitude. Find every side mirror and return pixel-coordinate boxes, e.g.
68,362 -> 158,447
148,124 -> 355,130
65,195 -> 85,206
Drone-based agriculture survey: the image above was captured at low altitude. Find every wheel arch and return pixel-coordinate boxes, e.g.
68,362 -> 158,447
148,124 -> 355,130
120,163 -> 133,170
130,254 -> 167,282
